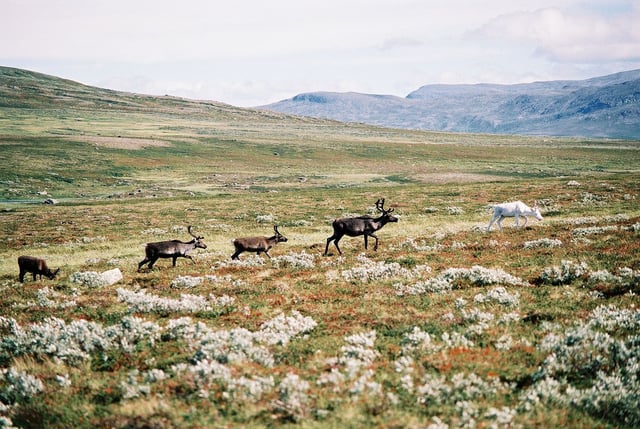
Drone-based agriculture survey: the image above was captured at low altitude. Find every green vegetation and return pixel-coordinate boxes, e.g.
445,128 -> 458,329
1,66 -> 639,428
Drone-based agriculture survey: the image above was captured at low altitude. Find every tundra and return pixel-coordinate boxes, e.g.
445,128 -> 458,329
18,256 -> 59,282
487,201 -> 543,231
324,198 -> 398,256
138,226 -> 207,271
231,225 -> 288,260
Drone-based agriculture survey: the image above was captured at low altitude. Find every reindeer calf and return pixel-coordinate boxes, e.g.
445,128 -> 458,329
18,256 -> 59,282
232,225 -> 288,260
487,201 -> 543,231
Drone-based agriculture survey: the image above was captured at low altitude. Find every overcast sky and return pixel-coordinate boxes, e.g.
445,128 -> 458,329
3,0 -> 640,107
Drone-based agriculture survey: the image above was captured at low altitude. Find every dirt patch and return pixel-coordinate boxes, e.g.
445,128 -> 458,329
73,135 -> 171,150
415,172 -> 501,183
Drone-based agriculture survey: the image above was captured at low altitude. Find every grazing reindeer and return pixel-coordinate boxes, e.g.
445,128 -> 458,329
487,201 -> 543,231
138,225 -> 207,271
18,256 -> 59,282
324,198 -> 399,256
232,225 -> 288,260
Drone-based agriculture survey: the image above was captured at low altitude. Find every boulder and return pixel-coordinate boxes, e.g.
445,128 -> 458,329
101,268 -> 123,286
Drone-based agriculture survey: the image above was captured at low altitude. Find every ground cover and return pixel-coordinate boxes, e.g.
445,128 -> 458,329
1,67 -> 639,428
1,175 -> 638,428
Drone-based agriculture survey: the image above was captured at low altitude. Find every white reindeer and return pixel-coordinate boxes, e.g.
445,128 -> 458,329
487,201 -> 543,231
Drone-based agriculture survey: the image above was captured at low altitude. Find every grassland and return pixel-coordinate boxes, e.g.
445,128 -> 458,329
1,67 -> 639,428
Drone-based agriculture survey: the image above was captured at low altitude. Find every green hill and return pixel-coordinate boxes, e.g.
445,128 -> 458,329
0,66 -> 638,202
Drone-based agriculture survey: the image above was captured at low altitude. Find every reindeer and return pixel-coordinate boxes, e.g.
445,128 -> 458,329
138,225 -> 207,271
324,198 -> 398,256
487,201 -> 543,231
231,225 -> 288,260
18,256 -> 59,282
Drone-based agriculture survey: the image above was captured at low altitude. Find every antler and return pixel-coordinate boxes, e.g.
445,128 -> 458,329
188,225 -> 204,239
274,225 -> 280,234
375,198 -> 394,214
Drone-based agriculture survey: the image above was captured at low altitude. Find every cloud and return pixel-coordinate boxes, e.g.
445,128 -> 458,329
377,37 -> 424,51
471,6 -> 640,63
4,0 -> 640,106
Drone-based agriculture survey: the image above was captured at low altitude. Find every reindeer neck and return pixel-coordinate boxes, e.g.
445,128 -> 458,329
374,214 -> 390,223
365,215 -> 387,230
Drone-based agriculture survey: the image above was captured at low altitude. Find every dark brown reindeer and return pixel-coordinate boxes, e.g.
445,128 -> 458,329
324,198 -> 399,256
232,225 -> 288,260
18,256 -> 60,282
138,226 -> 207,271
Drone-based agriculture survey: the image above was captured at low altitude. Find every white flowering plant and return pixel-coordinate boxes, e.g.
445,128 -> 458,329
1,169 -> 638,428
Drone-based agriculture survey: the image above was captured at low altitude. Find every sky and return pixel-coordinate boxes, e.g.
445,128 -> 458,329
2,0 -> 640,107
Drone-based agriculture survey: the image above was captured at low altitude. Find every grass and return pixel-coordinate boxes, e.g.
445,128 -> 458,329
1,66 -> 640,428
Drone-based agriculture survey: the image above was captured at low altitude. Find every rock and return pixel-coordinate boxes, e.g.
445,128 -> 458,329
71,269 -> 122,287
101,268 -> 123,286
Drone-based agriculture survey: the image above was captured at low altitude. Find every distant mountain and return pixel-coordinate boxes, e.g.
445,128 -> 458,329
259,70 -> 640,139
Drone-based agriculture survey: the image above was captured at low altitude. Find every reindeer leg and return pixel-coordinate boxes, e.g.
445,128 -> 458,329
323,238 -> 332,256
19,270 -> 25,282
497,216 -> 505,230
487,214 -> 498,231
364,235 -> 368,250
371,233 -> 379,251
138,258 -> 149,271
333,237 -> 343,255
186,255 -> 196,264
139,248 -> 157,271
522,216 -> 528,228
325,234 -> 342,256
232,243 -> 242,260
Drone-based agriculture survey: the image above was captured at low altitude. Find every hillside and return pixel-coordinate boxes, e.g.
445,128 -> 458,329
1,65 -> 638,204
0,66 -> 295,121
260,70 -> 640,139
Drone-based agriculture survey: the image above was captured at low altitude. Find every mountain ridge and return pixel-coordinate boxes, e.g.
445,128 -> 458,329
3,65 -> 639,139
260,70 -> 640,139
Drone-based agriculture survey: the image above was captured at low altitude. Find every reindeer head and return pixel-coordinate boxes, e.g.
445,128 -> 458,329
375,199 -> 399,223
273,225 -> 288,243
188,225 -> 208,249
532,201 -> 543,221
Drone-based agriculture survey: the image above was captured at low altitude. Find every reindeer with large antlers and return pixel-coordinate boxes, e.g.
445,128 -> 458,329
138,225 -> 207,271
324,198 -> 399,256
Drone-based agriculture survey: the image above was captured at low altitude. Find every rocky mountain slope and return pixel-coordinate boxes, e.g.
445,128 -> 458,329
260,70 -> 640,139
